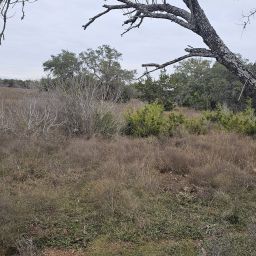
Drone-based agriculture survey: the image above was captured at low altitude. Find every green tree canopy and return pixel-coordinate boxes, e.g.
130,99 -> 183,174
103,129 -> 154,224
42,45 -> 136,101
43,50 -> 81,79
79,45 -> 136,100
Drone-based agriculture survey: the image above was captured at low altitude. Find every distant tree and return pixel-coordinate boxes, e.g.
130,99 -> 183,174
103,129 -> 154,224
170,58 -> 212,109
169,58 -> 256,110
84,0 -> 256,93
135,70 -> 174,110
43,50 -> 82,79
79,45 -> 136,101
42,45 -> 136,101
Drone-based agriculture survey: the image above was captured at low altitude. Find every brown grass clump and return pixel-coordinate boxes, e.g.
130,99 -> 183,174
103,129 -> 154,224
1,131 -> 256,254
1,88 -> 256,255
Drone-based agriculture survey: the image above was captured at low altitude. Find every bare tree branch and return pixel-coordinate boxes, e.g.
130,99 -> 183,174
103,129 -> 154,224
84,1 -> 256,87
140,47 -> 216,78
0,0 -> 36,44
243,9 -> 256,29
83,1 -> 193,32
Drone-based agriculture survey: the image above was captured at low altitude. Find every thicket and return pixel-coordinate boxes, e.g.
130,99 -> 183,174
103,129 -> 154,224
124,103 -> 209,137
125,102 -> 256,137
204,102 -> 256,135
0,76 -> 120,138
136,58 -> 256,111
42,45 -> 136,102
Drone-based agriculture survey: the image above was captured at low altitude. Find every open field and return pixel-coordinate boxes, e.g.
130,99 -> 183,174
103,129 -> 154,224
0,87 -> 256,256
0,87 -> 38,100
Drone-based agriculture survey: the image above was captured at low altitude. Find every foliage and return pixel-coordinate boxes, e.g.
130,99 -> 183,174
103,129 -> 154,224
124,103 -> 165,137
94,111 -> 118,138
124,103 -> 210,137
135,70 -> 175,111
184,117 -> 209,135
146,58 -> 256,111
42,45 -> 136,102
0,78 -> 37,89
43,50 -> 82,79
204,102 -> 256,135
124,101 -> 256,137
165,112 -> 185,136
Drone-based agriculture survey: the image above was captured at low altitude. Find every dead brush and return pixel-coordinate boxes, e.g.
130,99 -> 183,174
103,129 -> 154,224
155,146 -> 198,175
16,237 -> 40,256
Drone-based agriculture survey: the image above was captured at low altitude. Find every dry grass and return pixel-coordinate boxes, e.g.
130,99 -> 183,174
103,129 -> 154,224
1,130 -> 256,255
0,88 -> 256,255
0,87 -> 38,101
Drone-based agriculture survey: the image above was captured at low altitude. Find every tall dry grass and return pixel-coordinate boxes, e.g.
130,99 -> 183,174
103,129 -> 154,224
0,78 -> 123,138
1,86 -> 256,255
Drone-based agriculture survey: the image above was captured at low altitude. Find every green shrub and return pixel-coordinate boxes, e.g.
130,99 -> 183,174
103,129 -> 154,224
185,117 -> 209,135
94,111 -> 118,137
124,103 -> 165,137
204,103 -> 256,135
165,112 -> 185,136
124,103 -> 212,137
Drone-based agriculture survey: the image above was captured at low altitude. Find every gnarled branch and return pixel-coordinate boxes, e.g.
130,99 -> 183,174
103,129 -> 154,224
243,9 -> 256,29
140,47 -> 216,78
0,0 -> 37,44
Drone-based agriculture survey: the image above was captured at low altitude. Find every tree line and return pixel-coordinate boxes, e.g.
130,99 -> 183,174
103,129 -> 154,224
40,44 -> 256,112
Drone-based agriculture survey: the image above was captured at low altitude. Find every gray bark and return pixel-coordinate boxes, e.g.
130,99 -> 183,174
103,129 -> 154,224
190,0 -> 256,88
84,0 -> 256,89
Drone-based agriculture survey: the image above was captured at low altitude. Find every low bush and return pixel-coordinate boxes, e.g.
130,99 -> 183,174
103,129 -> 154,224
124,103 -> 166,137
125,102 -> 256,138
184,117 -> 209,135
165,112 -> 185,136
0,77 -> 121,138
124,103 -> 211,137
203,102 -> 256,135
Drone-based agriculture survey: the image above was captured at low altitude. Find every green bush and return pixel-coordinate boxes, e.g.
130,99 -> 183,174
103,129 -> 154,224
165,112 -> 185,136
124,103 -> 166,137
123,102 -> 256,138
204,103 -> 256,135
185,117 -> 209,135
124,104 -> 210,137
94,111 -> 118,137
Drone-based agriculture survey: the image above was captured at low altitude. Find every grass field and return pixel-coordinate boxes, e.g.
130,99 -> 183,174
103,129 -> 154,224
0,87 -> 256,256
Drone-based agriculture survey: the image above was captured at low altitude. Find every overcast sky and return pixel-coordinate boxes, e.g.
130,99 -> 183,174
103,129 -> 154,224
0,0 -> 256,80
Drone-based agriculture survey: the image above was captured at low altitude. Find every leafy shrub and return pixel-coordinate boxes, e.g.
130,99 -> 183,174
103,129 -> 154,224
124,103 -> 165,137
124,103 -> 209,137
204,103 -> 256,135
94,111 -> 118,138
185,117 -> 209,135
165,112 -> 185,136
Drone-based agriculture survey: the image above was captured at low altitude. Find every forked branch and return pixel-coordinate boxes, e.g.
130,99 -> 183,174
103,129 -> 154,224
0,0 -> 37,44
140,47 -> 216,78
243,9 -> 256,29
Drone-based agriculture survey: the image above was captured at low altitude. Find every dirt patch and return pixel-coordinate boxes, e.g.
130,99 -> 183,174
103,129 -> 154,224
43,249 -> 86,256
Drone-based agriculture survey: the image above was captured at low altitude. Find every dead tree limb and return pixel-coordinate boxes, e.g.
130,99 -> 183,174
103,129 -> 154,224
0,0 -> 36,44
84,0 -> 256,88
243,9 -> 256,29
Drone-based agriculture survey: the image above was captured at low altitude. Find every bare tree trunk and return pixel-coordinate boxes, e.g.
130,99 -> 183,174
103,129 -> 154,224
84,0 -> 256,90
191,1 -> 256,88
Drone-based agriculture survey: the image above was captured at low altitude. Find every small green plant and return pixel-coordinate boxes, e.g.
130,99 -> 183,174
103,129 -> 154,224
124,103 -> 165,137
165,112 -> 185,136
94,111 -> 118,137
125,103 -> 211,137
185,117 -> 209,135
203,102 -> 256,135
